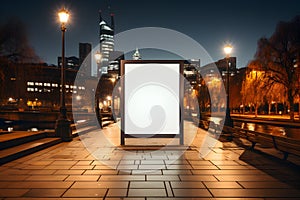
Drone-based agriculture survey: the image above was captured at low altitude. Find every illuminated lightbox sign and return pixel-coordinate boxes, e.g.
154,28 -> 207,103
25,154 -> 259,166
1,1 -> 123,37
120,60 -> 184,145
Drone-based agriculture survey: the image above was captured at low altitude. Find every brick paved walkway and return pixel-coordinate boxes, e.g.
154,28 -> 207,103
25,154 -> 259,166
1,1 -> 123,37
0,122 -> 300,199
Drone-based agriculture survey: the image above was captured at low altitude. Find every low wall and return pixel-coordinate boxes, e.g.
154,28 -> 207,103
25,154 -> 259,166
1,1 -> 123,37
0,111 -> 95,131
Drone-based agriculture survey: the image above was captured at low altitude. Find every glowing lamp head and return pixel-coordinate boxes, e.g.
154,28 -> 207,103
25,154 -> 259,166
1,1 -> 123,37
94,51 -> 102,63
111,77 -> 116,83
223,44 -> 233,56
58,9 -> 69,24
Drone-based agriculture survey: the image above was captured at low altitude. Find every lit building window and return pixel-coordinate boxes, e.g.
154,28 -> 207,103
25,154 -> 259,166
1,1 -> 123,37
35,82 -> 43,86
27,82 -> 34,86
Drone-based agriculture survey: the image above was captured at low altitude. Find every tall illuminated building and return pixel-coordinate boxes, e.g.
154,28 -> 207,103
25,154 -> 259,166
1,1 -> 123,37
98,10 -> 114,76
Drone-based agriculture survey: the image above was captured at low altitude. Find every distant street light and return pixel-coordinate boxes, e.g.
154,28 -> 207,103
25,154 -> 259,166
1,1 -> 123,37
223,44 -> 233,127
224,45 -> 232,55
55,8 -> 72,141
94,51 -> 102,64
94,51 -> 103,128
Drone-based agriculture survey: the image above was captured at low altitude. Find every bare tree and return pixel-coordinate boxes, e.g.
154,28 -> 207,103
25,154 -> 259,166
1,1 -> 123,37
241,61 -> 266,117
254,15 -> 300,120
0,17 -> 40,63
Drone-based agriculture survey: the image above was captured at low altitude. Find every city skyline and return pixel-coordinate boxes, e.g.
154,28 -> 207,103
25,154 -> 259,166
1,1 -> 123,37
0,0 -> 299,67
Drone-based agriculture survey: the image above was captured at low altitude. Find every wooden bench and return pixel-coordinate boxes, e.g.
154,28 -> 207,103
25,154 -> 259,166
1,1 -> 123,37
233,127 -> 300,160
204,122 -> 235,141
274,136 -> 300,160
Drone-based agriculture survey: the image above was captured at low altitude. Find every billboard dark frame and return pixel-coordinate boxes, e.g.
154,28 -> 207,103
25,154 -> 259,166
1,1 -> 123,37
120,60 -> 184,145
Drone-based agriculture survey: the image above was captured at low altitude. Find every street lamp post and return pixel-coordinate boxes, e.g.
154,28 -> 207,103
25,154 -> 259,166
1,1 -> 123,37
55,8 -> 72,141
110,77 -> 117,122
223,44 -> 233,127
95,51 -> 103,128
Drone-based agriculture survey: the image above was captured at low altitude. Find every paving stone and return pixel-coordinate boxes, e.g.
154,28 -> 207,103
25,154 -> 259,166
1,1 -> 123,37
192,165 -> 219,170
192,169 -> 264,175
3,181 -> 73,188
76,160 -> 94,165
84,169 -> 118,175
141,160 -> 165,165
106,188 -> 127,197
94,165 -> 116,170
0,189 -> 29,197
1,169 -> 30,175
217,165 -> 252,170
146,175 -> 180,181
238,181 -> 292,188
204,181 -> 242,188
65,175 -> 99,181
188,160 -> 214,165
130,181 -> 165,188
51,161 -> 78,166
0,175 -> 29,181
171,181 -> 205,188
117,165 -> 139,170
72,181 -> 129,188
119,160 -> 135,165
215,175 -> 277,182
138,165 -> 166,170
63,188 -> 107,197
106,198 -> 143,200
173,189 -> 212,197
166,165 -> 193,170
71,165 -> 95,170
23,188 -> 66,197
128,189 -> 166,197
27,161 -> 54,166
179,175 -> 217,181
163,169 -> 192,175
54,169 -> 85,175
131,169 -> 162,175
164,160 -> 189,165
25,175 -> 67,181
44,165 -> 71,170
99,175 -> 145,181
27,169 -> 56,175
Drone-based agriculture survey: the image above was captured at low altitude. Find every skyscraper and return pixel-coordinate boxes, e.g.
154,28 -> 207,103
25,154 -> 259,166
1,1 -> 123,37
79,43 -> 92,76
98,11 -> 114,76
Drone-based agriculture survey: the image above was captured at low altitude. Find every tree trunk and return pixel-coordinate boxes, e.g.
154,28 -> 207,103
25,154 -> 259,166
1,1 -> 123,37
255,103 -> 258,117
288,89 -> 294,120
283,103 -> 287,114
268,103 -> 271,115
299,102 -> 300,120
275,102 -> 278,114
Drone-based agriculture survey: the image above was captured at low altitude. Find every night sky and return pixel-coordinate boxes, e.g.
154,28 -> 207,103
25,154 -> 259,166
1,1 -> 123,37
0,0 -> 299,68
